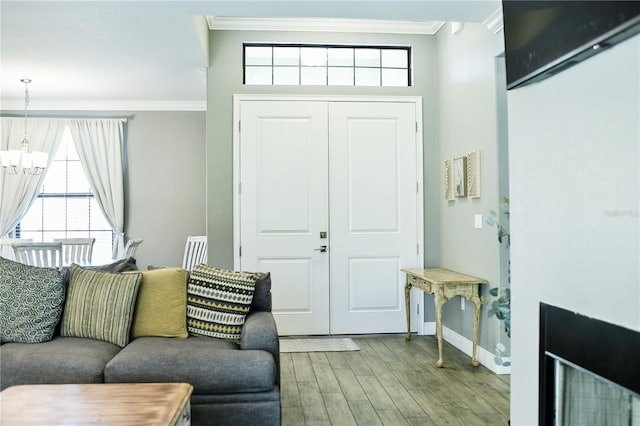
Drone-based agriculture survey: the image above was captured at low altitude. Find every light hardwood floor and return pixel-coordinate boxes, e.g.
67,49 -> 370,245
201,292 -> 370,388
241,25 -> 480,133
280,335 -> 510,425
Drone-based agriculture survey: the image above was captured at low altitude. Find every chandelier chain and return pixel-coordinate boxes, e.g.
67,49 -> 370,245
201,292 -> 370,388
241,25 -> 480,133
21,78 -> 31,145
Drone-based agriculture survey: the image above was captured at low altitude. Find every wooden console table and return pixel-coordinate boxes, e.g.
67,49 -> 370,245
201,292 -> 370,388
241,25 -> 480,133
402,268 -> 488,368
0,382 -> 193,425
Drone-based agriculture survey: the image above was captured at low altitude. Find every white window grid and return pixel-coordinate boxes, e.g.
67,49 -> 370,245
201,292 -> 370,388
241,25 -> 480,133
243,43 -> 412,87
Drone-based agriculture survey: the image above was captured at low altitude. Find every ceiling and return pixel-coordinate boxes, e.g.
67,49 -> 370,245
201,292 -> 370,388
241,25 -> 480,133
0,1 -> 500,111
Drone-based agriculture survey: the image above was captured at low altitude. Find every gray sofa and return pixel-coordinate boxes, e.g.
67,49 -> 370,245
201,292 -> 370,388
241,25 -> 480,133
0,259 -> 281,426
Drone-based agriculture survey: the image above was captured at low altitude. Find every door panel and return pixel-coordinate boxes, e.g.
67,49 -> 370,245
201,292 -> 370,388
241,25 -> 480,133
348,257 -> 401,310
346,118 -> 400,233
239,101 -> 329,335
329,102 -> 418,334
258,258 -> 314,311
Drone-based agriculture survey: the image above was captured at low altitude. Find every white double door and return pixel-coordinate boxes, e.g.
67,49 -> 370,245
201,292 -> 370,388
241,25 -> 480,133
236,97 -> 422,335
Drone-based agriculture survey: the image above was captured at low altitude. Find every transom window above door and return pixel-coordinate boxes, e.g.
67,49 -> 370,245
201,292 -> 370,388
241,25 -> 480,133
243,43 -> 411,87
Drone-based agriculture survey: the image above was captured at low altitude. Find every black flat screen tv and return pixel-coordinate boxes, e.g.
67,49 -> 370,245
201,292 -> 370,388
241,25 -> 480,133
502,1 -> 640,89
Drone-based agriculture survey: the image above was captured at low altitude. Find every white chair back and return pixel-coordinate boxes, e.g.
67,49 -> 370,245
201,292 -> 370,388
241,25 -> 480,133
123,238 -> 143,258
12,242 -> 63,267
54,238 -> 95,266
0,238 -> 32,261
182,235 -> 207,271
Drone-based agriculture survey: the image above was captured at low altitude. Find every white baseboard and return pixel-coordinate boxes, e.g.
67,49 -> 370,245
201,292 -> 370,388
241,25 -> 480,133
422,322 -> 511,375
423,321 -> 436,335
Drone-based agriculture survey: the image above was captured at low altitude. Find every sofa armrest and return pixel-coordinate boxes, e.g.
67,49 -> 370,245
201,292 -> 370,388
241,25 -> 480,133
240,311 -> 280,384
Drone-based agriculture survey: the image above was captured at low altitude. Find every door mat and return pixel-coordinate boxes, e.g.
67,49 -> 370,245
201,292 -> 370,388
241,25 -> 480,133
279,337 -> 360,353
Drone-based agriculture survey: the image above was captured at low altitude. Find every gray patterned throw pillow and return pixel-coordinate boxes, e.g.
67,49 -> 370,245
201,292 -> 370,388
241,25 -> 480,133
0,257 -> 69,344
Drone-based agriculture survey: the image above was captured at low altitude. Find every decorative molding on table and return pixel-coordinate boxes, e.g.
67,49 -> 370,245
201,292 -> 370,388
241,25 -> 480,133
421,321 -> 511,375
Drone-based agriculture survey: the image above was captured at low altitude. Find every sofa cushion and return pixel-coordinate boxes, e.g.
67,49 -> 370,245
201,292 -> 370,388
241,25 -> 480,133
0,336 -> 121,390
187,264 -> 259,342
0,257 -> 69,344
105,336 -> 276,394
61,264 -> 142,347
130,267 -> 188,339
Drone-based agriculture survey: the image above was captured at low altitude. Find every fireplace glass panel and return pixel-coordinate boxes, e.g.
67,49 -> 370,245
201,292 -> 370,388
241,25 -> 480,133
555,359 -> 640,425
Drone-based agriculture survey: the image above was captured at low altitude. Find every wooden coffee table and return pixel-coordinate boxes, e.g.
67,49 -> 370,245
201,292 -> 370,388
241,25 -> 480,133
0,382 -> 193,425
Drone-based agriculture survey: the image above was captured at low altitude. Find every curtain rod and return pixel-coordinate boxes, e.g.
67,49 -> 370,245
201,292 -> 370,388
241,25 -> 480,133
0,114 -> 131,122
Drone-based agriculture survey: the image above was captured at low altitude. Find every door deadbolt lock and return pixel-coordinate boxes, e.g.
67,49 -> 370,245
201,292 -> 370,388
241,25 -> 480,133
320,231 -> 327,239
314,245 -> 327,253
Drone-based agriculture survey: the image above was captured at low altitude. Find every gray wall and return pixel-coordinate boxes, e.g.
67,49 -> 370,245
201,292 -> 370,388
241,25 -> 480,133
434,23 -> 508,352
508,35 -> 640,423
207,29 -> 440,271
125,111 -> 206,268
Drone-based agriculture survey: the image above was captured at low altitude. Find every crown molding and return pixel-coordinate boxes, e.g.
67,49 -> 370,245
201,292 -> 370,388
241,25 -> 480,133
207,16 -> 445,35
0,100 -> 206,112
483,7 -> 503,34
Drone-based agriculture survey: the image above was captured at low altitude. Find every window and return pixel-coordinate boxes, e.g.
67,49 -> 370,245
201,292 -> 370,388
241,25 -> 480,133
244,44 -> 411,87
17,127 -> 114,263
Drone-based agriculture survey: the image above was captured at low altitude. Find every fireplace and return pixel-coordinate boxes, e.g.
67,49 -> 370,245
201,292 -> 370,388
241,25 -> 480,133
539,303 -> 640,425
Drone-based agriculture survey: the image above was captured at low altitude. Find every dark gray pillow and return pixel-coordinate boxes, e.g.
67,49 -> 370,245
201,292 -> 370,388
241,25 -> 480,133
251,272 -> 272,312
87,257 -> 138,273
0,257 -> 69,343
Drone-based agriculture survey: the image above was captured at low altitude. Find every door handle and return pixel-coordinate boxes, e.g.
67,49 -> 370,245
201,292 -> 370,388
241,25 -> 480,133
314,245 -> 327,253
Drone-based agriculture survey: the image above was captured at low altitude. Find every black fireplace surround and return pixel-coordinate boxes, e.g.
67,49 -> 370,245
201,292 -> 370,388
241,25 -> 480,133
539,303 -> 640,425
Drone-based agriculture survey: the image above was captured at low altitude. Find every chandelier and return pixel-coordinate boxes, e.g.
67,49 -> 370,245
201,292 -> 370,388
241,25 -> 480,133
0,79 -> 48,175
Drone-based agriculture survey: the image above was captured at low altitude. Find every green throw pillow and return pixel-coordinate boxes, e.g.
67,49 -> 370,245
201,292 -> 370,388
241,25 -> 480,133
61,264 -> 142,347
130,267 -> 188,339
187,264 -> 258,342
0,257 -> 69,344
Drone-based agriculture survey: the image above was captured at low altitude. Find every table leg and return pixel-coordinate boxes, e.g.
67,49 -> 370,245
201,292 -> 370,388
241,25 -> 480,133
434,292 -> 446,367
470,289 -> 482,367
404,280 -> 412,341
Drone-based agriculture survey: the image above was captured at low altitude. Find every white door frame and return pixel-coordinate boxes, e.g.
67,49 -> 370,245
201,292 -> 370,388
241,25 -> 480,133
232,94 -> 425,336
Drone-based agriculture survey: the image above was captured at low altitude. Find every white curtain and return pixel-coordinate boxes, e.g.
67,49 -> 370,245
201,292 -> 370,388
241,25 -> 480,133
68,119 -> 125,259
0,118 -> 66,237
